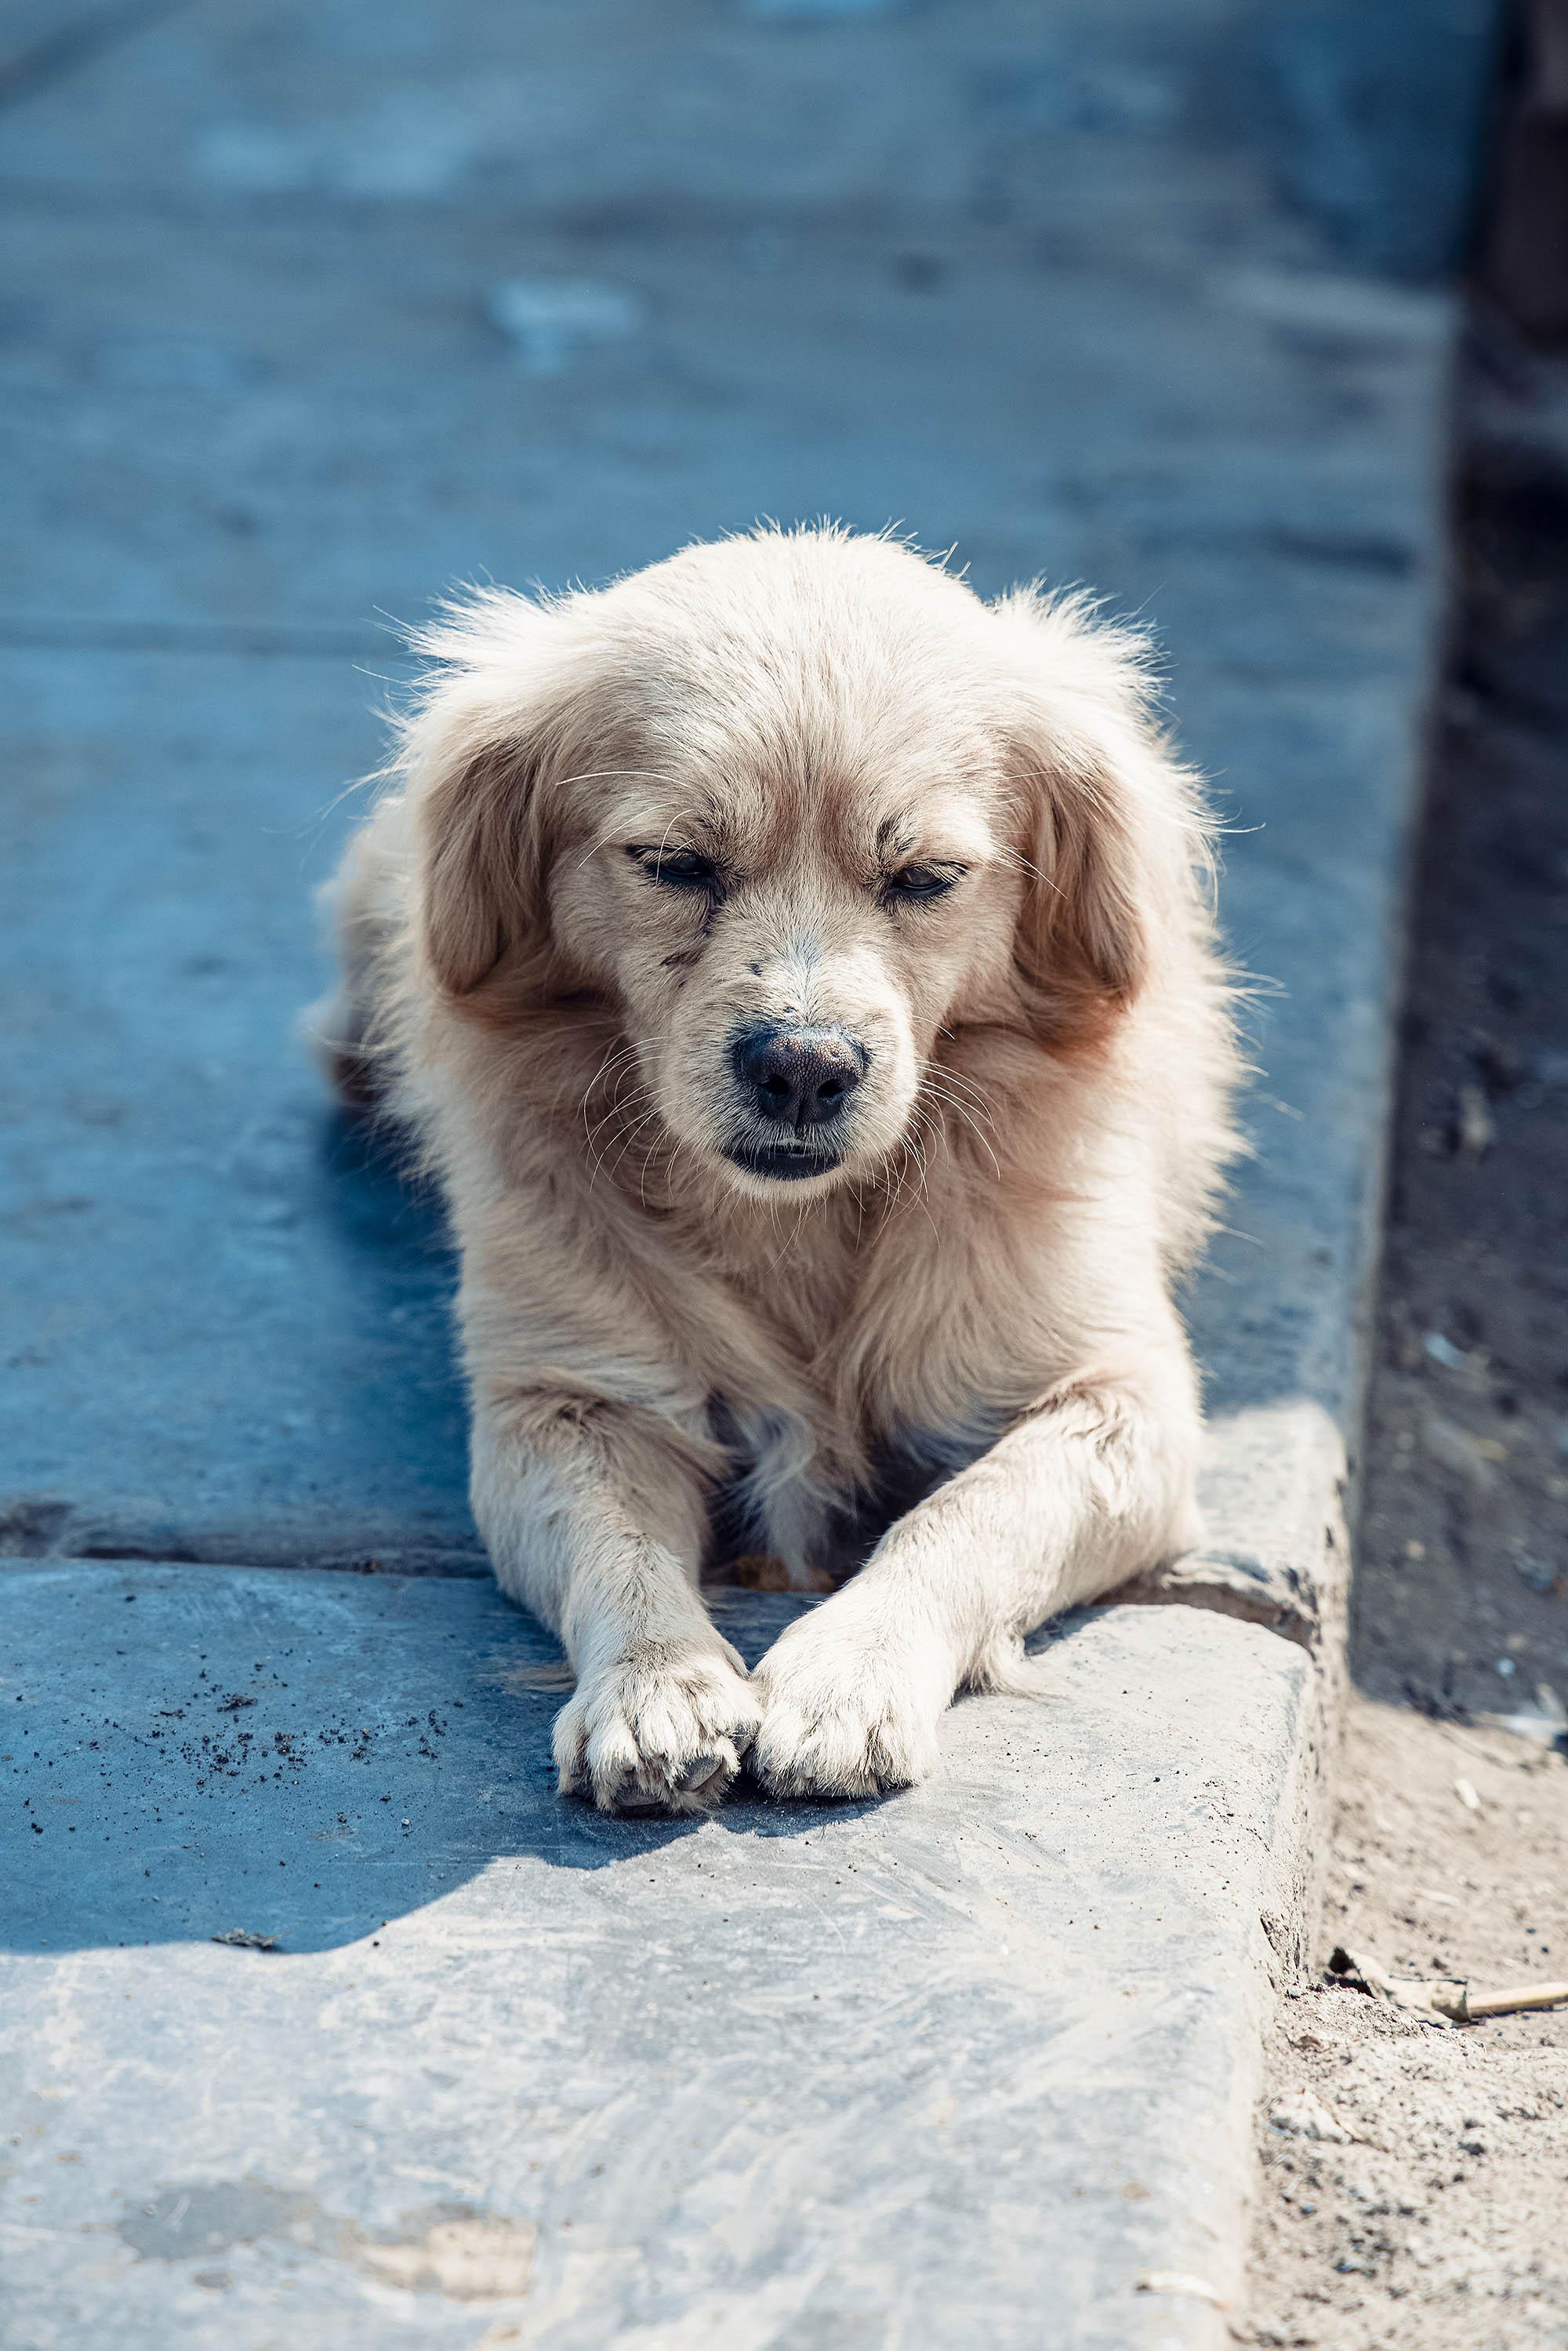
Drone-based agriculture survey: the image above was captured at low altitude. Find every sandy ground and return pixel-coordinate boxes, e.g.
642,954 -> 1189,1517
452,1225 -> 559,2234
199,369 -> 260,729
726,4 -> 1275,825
1246,318 -> 1568,2348
1248,1701 -> 1568,2348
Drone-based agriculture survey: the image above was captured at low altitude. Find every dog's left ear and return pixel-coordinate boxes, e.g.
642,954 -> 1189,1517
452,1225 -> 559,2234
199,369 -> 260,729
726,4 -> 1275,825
994,590 -> 1202,1053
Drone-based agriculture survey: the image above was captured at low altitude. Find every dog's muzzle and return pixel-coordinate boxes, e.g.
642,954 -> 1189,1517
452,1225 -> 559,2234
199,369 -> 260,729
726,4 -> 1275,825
724,1022 -> 867,1179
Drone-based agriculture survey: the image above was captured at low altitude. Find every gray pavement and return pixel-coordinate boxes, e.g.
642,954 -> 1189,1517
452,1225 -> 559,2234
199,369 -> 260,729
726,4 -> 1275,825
0,3 -> 1492,2344
5,1564 -> 1316,2351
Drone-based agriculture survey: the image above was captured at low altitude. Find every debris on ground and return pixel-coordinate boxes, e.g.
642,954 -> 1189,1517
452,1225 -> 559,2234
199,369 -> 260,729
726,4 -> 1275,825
1136,2270 -> 1231,2313
1457,1082 -> 1494,1154
210,1930 -> 279,1952
1268,2091 -> 1352,2143
1250,1698 -> 1568,2346
1327,1945 -> 1568,2026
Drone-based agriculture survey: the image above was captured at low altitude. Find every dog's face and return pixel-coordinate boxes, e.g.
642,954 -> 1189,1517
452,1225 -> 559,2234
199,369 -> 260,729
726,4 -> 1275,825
549,742 -> 1022,1198
413,532 -> 1173,1198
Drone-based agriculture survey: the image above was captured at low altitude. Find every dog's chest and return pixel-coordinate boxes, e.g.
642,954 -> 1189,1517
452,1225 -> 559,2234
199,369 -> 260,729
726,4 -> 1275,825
705,1394 -> 997,1586
693,1207 -> 1011,1577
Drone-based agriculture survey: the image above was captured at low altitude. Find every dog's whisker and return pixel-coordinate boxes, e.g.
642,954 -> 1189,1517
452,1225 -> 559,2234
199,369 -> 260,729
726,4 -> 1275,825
587,1062 -> 659,1114
588,1038 -> 644,1085
577,1038 -> 647,1132
891,1134 -> 940,1239
633,1119 -> 688,1209
601,1107 -> 663,1175
583,1096 -> 658,1171
922,1061 -> 999,1117
923,1087 -> 997,1146
587,1102 -> 667,1191
764,1198 -> 813,1275
924,1063 -> 998,1119
583,1082 -> 661,1150
922,1063 -> 1001,1119
594,1089 -> 661,1137
575,1041 -> 641,1107
919,1078 -> 1003,1180
915,1113 -> 953,1177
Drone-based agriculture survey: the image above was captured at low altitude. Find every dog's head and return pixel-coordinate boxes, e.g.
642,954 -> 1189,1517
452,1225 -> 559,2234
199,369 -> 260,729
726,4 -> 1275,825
404,529 -> 1200,1199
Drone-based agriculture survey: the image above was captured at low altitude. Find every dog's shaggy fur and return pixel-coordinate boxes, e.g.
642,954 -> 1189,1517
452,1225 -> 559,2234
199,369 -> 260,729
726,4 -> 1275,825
311,527 -> 1240,1811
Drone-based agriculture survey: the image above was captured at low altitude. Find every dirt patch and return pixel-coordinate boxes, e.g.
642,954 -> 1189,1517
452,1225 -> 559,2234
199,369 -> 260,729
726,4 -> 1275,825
1247,320 -> 1568,2348
1249,1700 -> 1568,2347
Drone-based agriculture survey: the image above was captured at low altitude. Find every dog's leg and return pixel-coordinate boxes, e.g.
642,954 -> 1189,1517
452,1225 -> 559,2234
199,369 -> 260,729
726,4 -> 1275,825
750,1368 -> 1201,1799
472,1393 -> 760,1814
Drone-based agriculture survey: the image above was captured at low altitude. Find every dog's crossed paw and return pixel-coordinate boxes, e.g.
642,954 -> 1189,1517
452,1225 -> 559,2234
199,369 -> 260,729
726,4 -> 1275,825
554,1634 -> 761,1815
749,1615 -> 946,1800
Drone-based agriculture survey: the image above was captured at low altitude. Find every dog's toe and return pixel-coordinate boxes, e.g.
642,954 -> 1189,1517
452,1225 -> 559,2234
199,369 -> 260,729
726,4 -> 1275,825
552,1638 -> 761,1815
750,1624 -> 946,1800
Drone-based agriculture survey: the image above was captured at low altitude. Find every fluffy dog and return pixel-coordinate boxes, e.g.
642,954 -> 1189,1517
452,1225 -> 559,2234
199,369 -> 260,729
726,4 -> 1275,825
312,527 -> 1239,1812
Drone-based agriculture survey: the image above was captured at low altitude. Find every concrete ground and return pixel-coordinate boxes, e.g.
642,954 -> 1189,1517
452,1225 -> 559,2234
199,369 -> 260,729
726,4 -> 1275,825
0,4 -> 1499,2345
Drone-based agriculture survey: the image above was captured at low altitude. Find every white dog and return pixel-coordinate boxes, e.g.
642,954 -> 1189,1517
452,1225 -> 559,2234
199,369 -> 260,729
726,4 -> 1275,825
312,528 -> 1239,1811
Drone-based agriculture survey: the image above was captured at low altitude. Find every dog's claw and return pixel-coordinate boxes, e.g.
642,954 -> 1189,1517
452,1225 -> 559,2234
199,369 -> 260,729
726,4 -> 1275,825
551,1637 -> 761,1815
612,1776 -> 669,1813
604,1753 -> 729,1811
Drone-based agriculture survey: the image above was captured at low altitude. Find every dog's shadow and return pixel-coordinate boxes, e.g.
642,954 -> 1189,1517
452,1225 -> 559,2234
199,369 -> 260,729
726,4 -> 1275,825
4,1575 -> 927,1960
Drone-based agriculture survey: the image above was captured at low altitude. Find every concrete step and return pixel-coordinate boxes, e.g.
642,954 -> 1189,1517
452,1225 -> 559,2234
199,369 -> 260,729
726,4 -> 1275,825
3,1560 -> 1318,2349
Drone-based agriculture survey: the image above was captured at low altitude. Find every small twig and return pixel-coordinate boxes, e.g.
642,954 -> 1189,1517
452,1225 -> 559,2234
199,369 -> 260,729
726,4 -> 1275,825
1328,1946 -> 1568,2024
1459,1981 -> 1568,2020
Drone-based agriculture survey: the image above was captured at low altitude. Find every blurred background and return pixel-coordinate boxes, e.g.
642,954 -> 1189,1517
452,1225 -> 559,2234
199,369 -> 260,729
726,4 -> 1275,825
0,0 -> 1503,622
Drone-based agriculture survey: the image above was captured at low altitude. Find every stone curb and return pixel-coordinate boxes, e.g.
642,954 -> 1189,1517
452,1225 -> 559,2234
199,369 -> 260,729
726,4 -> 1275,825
2,1554 -> 1332,2349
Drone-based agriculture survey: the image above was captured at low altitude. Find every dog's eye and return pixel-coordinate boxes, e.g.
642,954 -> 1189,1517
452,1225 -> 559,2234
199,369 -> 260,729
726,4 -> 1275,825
629,845 -> 717,890
884,863 -> 962,903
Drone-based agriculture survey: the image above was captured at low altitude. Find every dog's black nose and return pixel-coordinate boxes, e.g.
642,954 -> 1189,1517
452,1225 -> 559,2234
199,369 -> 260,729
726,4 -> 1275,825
734,1025 -> 866,1128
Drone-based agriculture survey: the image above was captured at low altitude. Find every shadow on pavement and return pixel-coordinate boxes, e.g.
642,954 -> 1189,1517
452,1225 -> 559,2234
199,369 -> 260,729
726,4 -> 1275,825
0,1562 -> 902,1956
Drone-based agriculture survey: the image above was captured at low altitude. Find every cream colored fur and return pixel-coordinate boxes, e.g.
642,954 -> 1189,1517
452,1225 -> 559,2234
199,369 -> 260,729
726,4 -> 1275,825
310,527 -> 1240,1812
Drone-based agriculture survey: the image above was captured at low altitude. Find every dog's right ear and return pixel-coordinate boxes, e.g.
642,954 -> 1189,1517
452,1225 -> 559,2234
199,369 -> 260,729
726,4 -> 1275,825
401,601 -> 577,999
419,731 -> 552,997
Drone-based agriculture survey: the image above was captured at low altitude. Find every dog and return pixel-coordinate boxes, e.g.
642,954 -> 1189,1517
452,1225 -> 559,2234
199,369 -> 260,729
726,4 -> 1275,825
311,526 -> 1240,1813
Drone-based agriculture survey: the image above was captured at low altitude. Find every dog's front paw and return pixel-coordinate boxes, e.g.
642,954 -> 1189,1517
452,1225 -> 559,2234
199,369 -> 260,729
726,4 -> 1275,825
554,1635 -> 761,1815
750,1612 -> 949,1800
